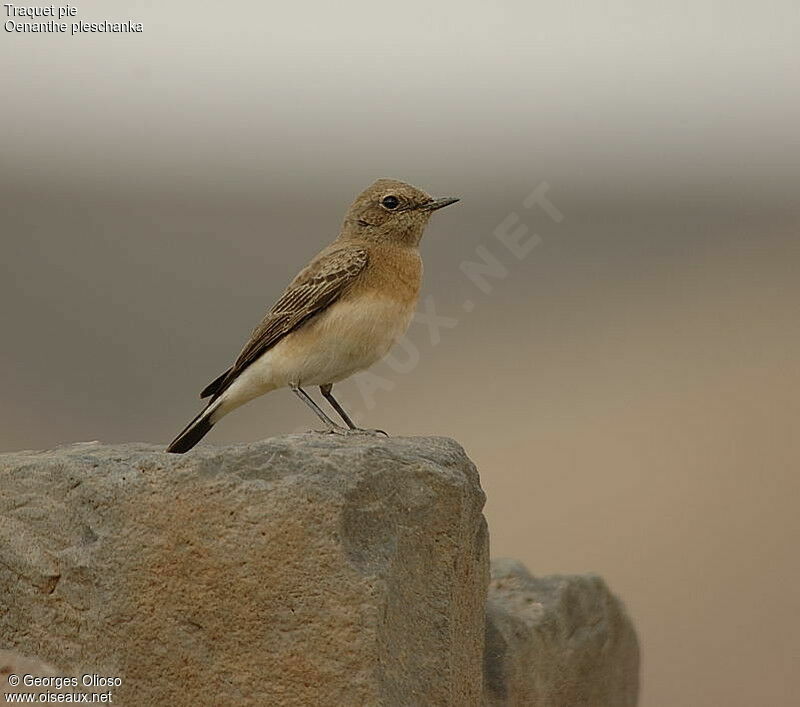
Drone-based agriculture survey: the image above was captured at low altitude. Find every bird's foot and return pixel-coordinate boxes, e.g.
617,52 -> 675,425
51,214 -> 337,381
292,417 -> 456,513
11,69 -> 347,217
352,427 -> 389,437
308,425 -> 348,435
334,427 -> 389,436
308,426 -> 388,437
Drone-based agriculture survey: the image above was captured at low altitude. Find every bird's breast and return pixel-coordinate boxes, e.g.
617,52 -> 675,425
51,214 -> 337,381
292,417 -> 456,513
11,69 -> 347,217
266,292 -> 417,387
316,293 -> 416,361
257,245 -> 422,387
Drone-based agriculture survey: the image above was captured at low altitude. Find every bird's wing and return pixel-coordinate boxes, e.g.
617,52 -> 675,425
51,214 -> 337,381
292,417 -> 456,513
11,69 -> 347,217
201,245 -> 368,399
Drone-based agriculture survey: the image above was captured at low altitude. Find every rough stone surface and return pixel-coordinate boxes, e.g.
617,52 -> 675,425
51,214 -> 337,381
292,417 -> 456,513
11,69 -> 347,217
0,435 -> 489,706
484,559 -> 640,706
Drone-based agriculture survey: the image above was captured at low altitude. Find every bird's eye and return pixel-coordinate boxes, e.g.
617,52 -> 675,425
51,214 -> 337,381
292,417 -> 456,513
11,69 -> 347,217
381,195 -> 400,210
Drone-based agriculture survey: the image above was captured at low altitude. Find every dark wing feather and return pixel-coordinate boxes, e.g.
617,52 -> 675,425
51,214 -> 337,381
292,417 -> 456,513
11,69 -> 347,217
200,367 -> 232,398
201,245 -> 368,399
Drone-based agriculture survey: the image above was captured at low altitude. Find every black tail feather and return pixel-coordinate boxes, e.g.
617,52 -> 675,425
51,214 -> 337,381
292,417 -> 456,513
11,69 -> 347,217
166,406 -> 215,453
200,367 -> 233,399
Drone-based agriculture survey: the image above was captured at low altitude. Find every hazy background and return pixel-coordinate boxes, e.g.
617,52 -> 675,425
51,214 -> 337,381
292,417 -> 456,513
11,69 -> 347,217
2,2 -> 798,704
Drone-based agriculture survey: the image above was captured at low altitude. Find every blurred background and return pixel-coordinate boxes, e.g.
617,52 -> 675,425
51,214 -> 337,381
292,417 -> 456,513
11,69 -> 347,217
2,1 -> 798,704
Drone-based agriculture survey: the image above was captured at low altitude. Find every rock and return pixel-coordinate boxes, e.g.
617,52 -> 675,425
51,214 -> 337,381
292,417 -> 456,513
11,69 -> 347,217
0,435 -> 489,706
1,436 -> 640,706
484,559 -> 640,706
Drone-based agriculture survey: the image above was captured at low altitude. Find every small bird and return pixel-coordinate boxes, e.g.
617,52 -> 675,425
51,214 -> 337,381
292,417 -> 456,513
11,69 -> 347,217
166,178 -> 459,453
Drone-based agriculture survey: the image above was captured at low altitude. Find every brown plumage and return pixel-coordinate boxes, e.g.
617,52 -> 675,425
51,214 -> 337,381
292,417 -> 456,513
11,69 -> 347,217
201,246 -> 369,399
166,178 -> 458,453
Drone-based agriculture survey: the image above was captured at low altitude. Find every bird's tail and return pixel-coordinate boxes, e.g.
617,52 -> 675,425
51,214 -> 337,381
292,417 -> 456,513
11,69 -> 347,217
166,399 -> 221,454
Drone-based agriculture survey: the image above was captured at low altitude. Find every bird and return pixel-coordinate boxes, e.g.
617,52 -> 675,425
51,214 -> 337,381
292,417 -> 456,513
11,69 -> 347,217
166,178 -> 459,453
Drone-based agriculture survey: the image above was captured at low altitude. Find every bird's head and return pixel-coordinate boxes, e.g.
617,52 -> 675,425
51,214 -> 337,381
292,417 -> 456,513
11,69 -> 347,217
340,178 -> 459,246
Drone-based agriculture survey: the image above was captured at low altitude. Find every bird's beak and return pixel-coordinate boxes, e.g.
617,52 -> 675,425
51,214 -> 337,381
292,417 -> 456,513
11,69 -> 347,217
419,197 -> 460,211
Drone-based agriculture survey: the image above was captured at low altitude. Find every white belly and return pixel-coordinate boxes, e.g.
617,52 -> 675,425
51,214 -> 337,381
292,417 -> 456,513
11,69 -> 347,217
218,295 -> 414,415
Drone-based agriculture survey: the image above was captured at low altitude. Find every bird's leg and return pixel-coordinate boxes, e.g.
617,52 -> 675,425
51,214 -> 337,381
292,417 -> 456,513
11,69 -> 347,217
291,385 -> 347,434
319,384 -> 357,429
320,384 -> 388,436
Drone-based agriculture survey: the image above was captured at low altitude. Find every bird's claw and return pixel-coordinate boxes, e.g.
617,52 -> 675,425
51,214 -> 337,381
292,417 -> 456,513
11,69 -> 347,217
308,426 -> 348,435
309,427 -> 389,437
359,428 -> 389,437
342,426 -> 388,436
